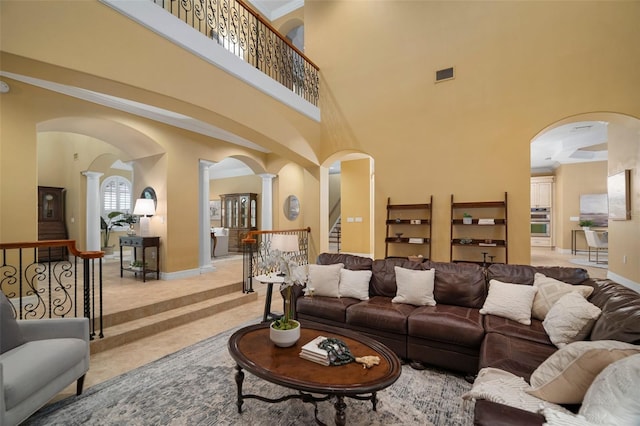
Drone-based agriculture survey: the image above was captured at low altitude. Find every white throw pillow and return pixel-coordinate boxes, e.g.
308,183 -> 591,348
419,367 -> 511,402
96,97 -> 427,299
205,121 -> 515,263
461,367 -> 571,414
527,340 -> 640,404
532,273 -> 594,320
543,292 -> 602,348
339,269 -> 372,301
307,263 -> 343,298
579,353 -> 640,425
479,280 -> 538,325
392,267 -> 436,306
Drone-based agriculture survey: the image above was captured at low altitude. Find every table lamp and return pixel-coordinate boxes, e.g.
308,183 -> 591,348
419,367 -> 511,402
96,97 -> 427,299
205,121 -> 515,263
133,198 -> 155,236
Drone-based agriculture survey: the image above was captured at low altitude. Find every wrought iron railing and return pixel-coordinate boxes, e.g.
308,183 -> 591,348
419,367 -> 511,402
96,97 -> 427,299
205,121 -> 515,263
0,240 -> 105,340
151,0 -> 319,106
241,228 -> 311,293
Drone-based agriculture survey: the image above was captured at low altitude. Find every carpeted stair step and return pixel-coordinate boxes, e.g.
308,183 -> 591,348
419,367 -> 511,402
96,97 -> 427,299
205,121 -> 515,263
90,289 -> 257,354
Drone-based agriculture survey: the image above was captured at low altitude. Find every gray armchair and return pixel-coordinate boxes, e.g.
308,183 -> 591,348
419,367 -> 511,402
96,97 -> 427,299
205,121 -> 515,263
1,298 -> 90,426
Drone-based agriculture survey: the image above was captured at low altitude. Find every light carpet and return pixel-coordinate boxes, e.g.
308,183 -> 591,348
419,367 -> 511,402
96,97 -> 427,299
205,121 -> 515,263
25,321 -> 475,426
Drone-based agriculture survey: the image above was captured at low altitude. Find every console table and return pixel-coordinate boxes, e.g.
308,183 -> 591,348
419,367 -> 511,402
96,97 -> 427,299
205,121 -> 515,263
120,236 -> 160,282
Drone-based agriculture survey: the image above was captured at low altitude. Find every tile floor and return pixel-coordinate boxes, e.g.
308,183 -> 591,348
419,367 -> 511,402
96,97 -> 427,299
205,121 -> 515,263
51,247 -> 607,404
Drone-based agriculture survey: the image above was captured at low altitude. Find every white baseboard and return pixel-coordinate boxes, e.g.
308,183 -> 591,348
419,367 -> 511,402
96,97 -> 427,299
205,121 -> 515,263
607,271 -> 640,293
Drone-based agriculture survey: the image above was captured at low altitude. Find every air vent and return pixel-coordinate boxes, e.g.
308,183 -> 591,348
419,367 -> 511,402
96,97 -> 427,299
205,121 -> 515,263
435,67 -> 455,83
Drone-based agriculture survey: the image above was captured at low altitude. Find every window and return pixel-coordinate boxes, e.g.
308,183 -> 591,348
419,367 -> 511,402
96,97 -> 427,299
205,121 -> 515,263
101,176 -> 132,226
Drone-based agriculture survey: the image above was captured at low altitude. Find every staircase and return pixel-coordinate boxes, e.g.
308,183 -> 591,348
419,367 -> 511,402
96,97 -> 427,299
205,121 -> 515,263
329,217 -> 341,252
89,258 -> 257,354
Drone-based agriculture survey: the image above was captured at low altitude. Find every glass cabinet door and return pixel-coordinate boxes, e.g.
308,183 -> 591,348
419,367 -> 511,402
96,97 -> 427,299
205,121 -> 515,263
240,196 -> 248,228
250,199 -> 257,227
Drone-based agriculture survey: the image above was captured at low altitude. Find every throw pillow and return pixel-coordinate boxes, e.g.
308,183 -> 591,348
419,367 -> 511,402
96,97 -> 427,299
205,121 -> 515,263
527,340 -> 640,404
307,263 -> 343,298
532,273 -> 594,321
339,269 -> 372,301
479,280 -> 538,325
392,267 -> 436,306
543,292 -> 602,348
579,353 -> 640,425
462,367 -> 572,414
1,291 -> 26,354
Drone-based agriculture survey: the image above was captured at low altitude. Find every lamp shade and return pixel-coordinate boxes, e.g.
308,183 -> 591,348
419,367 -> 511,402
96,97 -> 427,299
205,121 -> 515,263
133,198 -> 156,216
270,234 -> 299,253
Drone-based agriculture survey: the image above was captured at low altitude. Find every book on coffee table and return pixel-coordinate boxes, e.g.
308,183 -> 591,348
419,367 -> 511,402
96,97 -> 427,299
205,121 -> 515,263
299,335 -> 330,366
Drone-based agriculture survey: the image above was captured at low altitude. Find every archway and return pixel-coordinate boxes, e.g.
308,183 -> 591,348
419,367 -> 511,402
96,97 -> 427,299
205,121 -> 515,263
530,112 -> 640,283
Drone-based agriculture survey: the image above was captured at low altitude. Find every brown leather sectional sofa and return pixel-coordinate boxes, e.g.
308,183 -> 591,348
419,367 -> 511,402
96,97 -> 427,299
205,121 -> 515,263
293,253 -> 640,425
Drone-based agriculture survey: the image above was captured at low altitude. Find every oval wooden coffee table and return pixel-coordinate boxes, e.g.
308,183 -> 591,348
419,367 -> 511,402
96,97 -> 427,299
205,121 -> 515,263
228,322 -> 402,426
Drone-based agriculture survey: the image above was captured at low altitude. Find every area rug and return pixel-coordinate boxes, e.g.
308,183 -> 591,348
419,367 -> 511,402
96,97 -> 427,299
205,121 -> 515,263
569,257 -> 608,270
25,321 -> 475,426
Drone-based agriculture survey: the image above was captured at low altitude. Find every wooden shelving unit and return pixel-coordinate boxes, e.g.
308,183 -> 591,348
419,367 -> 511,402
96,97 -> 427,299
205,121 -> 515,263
450,192 -> 508,265
385,196 -> 432,259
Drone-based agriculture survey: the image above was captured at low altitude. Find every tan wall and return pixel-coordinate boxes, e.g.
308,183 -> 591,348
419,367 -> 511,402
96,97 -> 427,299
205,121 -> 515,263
607,119 -> 640,284
275,163 -> 305,230
306,1 -> 640,267
554,162 -> 608,251
341,158 -> 371,254
38,132 -> 130,247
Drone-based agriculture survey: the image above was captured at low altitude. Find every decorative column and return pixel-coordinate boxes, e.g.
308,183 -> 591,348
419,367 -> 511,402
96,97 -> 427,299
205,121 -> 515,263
199,160 -> 216,271
82,171 -> 103,251
259,173 -> 276,231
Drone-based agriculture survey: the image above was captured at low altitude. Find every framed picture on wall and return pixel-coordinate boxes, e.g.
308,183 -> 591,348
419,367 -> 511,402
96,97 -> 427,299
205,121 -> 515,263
608,169 -> 631,220
210,200 -> 221,220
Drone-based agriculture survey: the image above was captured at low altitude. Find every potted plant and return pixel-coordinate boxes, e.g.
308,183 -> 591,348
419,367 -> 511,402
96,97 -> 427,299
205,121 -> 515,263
463,213 -> 473,225
130,260 -> 147,272
579,219 -> 594,231
100,211 -> 128,253
266,249 -> 306,347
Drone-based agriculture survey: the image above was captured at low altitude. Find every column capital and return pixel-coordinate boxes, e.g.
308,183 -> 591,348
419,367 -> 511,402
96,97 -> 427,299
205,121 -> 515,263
259,173 -> 276,180
81,170 -> 104,179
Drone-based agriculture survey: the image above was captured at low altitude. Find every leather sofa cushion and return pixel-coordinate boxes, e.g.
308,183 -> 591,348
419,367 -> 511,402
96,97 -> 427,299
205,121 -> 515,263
317,253 -> 373,271
487,264 -> 589,285
370,258 -> 424,297
424,261 -> 486,308
408,305 -> 485,348
479,332 -> 556,382
296,296 -> 360,323
483,314 -> 552,345
474,400 -> 545,426
346,296 -> 415,334
587,279 -> 640,344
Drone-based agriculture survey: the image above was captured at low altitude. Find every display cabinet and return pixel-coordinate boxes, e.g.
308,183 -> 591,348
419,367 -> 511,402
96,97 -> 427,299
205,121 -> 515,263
385,196 -> 432,260
37,186 -> 68,261
220,193 -> 258,252
450,192 -> 508,265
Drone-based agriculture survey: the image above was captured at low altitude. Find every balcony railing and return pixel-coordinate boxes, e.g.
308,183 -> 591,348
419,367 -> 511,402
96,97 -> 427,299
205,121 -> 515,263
241,228 -> 311,293
0,240 -> 105,340
151,0 -> 319,106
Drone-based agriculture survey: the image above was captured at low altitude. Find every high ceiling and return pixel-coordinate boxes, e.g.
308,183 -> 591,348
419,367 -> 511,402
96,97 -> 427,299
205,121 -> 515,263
248,0 -> 303,21
530,121 -> 608,174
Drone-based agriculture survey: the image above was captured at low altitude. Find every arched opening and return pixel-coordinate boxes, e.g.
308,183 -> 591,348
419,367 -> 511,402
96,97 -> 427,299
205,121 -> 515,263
530,112 -> 640,284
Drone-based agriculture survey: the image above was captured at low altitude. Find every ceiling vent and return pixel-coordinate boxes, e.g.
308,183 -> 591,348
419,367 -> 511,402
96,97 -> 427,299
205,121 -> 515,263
435,67 -> 455,83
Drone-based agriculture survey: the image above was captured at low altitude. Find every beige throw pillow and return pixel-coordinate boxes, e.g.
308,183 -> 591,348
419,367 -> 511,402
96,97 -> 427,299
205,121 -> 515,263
532,273 -> 594,321
392,267 -> 436,306
527,340 -> 640,404
479,280 -> 538,325
543,292 -> 602,348
308,263 -> 343,298
339,269 -> 372,301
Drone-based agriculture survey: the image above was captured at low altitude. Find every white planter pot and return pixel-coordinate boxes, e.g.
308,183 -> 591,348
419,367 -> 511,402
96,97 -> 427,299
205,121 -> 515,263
269,320 -> 300,347
463,217 -> 472,225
